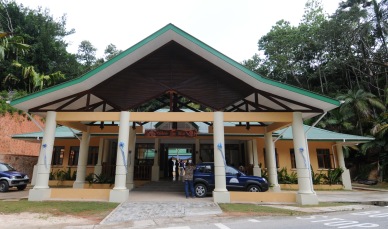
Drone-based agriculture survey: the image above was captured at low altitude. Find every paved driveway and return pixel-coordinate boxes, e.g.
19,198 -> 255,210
0,186 -> 30,200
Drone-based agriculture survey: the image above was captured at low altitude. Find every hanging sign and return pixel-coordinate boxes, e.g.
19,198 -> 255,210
145,129 -> 197,137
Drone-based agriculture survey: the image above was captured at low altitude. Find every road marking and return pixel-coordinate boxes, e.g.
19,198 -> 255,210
157,227 -> 190,229
215,223 -> 231,229
248,219 -> 261,222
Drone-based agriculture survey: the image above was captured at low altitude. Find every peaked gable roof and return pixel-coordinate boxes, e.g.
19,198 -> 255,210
10,24 -> 340,119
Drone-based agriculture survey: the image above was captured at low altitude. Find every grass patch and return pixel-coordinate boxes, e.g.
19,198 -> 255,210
0,200 -> 118,218
298,202 -> 356,208
218,203 -> 307,216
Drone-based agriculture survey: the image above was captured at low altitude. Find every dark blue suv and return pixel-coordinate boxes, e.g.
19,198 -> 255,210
0,162 -> 29,192
193,162 -> 269,197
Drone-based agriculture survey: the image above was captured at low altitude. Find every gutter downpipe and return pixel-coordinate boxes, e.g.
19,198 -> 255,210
26,112 -> 81,141
26,113 -> 44,132
304,111 -> 327,193
68,127 -> 82,141
273,126 -> 290,143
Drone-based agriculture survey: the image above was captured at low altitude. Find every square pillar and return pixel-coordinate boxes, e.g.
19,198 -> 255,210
292,112 -> 318,205
126,126 -> 136,190
73,128 -> 91,188
151,138 -> 160,181
264,132 -> 280,192
212,111 -> 230,203
336,143 -> 352,190
28,111 -> 56,201
110,111 -> 130,203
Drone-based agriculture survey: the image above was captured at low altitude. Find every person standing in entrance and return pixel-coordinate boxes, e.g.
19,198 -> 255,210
179,160 -> 185,180
175,159 -> 179,179
168,157 -> 174,179
184,159 -> 196,198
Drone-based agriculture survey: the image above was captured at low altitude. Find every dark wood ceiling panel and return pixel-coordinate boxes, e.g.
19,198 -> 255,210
91,41 -> 255,110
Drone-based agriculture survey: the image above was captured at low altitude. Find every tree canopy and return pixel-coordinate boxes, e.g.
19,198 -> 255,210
243,0 -> 387,180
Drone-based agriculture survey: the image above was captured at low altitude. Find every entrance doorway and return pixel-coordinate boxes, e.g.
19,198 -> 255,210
160,144 -> 194,180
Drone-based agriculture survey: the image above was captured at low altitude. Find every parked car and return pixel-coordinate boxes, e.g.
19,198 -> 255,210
0,162 -> 29,192
193,162 -> 269,197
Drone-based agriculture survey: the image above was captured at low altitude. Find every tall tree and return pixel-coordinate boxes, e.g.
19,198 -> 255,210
104,43 -> 121,61
76,40 -> 96,71
0,1 -> 81,91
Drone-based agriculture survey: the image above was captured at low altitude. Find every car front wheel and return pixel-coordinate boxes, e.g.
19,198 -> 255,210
0,180 -> 9,192
195,183 -> 207,198
247,184 -> 261,192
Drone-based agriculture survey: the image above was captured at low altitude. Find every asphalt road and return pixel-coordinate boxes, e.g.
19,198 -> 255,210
135,206 -> 388,229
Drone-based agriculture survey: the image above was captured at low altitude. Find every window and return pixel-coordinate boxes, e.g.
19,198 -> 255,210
317,149 -> 333,169
290,149 -> 296,169
68,146 -> 79,166
225,166 -> 239,175
197,165 -> 212,174
263,149 -> 279,168
52,146 -> 64,165
87,146 -> 99,166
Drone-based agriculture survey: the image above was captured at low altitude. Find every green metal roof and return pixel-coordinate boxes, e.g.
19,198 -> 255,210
276,125 -> 374,142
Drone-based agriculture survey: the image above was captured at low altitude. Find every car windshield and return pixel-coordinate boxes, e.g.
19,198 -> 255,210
0,163 -> 16,172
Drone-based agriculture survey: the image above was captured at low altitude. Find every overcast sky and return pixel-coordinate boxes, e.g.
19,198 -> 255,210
15,0 -> 342,62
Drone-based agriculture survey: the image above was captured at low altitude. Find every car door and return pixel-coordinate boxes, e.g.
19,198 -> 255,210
225,166 -> 243,191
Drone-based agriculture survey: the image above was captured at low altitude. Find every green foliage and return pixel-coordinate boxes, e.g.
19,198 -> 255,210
311,166 -> 325,185
0,1 -> 82,91
324,168 -> 344,185
277,167 -> 298,184
86,173 -> 114,185
244,0 -> 388,182
260,166 -> 268,181
50,168 -> 77,181
354,163 -> 376,181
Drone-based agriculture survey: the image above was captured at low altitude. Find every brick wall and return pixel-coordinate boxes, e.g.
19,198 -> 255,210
0,154 -> 38,179
0,113 -> 44,156
0,113 -> 45,179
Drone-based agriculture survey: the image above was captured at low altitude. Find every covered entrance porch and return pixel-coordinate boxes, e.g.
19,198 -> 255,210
10,24 -> 340,204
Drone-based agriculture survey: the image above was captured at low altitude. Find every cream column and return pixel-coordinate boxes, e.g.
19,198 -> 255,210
73,127 -> 91,188
252,139 -> 261,176
264,132 -> 280,192
151,138 -> 160,181
213,111 -> 230,203
28,111 -> 56,201
102,139 -> 110,164
94,138 -> 104,176
247,140 -> 253,166
195,138 -> 200,163
109,111 -> 130,203
292,112 -> 318,205
336,143 -> 352,190
126,126 -> 136,190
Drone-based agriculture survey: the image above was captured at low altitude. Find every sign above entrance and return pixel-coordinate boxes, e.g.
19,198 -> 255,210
145,129 -> 197,137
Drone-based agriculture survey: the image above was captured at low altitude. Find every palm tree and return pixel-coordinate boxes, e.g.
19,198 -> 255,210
337,89 -> 386,135
0,32 -> 29,62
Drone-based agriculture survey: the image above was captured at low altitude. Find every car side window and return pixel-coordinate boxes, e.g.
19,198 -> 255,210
198,165 -> 212,174
226,166 -> 239,175
205,165 -> 212,173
